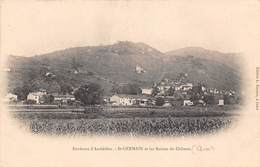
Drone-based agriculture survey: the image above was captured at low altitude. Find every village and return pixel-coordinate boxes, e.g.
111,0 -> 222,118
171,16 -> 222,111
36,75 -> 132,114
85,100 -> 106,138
4,73 -> 240,108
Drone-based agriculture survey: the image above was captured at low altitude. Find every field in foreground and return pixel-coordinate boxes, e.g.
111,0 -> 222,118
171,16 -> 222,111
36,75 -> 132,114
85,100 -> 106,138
12,106 -> 240,136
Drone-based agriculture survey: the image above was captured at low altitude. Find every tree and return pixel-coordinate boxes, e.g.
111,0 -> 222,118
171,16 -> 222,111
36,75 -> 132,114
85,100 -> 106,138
204,95 -> 215,105
224,95 -> 236,105
155,97 -> 165,106
151,85 -> 160,96
111,85 -> 119,94
123,83 -> 141,95
166,86 -> 175,96
190,83 -> 204,102
42,94 -> 54,104
13,85 -> 34,101
74,83 -> 103,105
60,83 -> 73,95
192,84 -> 203,95
37,80 -> 60,93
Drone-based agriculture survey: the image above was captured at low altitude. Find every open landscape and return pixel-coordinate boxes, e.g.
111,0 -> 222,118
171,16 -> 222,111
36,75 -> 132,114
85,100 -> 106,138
4,41 -> 243,136
11,105 -> 240,136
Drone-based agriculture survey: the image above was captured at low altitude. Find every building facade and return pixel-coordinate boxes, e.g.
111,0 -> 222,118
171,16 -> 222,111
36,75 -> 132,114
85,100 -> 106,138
27,91 -> 47,104
3,93 -> 17,103
53,94 -> 76,104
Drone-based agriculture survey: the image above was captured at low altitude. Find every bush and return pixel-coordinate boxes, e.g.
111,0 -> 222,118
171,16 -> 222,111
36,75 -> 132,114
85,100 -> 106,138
42,94 -> 54,104
155,97 -> 165,106
26,99 -> 36,104
204,95 -> 216,105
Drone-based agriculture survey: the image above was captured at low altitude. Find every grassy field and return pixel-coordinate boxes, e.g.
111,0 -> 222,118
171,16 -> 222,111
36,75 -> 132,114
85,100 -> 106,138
12,105 -> 240,136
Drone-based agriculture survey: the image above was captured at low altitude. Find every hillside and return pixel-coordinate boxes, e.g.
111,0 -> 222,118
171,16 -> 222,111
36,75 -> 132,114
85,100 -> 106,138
165,47 -> 243,70
6,42 -> 242,95
163,47 -> 242,90
7,41 -> 164,95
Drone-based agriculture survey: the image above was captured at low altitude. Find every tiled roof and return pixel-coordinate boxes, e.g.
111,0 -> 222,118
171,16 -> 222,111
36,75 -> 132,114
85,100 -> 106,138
111,94 -> 152,99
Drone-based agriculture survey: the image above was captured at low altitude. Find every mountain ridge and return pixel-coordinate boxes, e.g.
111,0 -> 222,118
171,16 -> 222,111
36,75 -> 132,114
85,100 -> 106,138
6,41 -> 242,94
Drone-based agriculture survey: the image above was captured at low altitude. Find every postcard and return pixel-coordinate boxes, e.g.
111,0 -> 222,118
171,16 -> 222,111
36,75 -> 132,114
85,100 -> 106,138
0,1 -> 260,167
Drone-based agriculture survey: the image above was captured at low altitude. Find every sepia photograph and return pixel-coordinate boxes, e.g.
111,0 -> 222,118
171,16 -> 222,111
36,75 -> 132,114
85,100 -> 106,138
5,41 -> 244,136
0,1 -> 260,167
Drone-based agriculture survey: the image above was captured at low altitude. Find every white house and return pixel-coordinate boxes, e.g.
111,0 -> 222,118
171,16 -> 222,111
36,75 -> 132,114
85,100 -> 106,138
53,94 -> 75,104
2,68 -> 11,72
3,93 -> 17,103
135,65 -> 146,74
218,99 -> 224,106
175,85 -> 182,91
110,94 -> 150,106
183,99 -> 193,106
163,101 -> 172,107
27,91 -> 47,104
157,85 -> 171,95
201,86 -> 206,92
110,95 -> 136,106
173,82 -> 192,91
141,88 -> 153,95
181,83 -> 193,91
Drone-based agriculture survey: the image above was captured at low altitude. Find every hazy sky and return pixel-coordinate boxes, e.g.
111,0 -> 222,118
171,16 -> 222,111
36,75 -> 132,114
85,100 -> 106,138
1,1 -> 260,57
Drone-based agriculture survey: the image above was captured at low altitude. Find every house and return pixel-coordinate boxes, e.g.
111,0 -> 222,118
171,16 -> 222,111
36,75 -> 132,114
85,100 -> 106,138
110,94 -> 136,106
2,68 -> 11,72
3,93 -> 17,103
214,89 -> 219,94
181,83 -> 193,91
183,99 -> 193,106
141,88 -> 153,95
135,65 -> 146,74
135,96 -> 150,106
209,89 -> 214,93
201,86 -> 206,92
213,94 -> 225,105
27,90 -> 47,104
110,94 -> 150,106
157,85 -> 171,95
103,96 -> 111,104
52,94 -> 76,104
163,101 -> 172,107
174,83 -> 193,91
218,99 -> 224,106
45,72 -> 55,77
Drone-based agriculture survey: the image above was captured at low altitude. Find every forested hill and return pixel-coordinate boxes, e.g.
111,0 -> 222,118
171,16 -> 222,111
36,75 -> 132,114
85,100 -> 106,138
6,41 -> 242,95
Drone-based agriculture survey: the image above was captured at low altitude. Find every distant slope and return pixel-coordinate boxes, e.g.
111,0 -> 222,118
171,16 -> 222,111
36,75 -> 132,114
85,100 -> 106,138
164,47 -> 242,90
7,41 -> 165,94
165,47 -> 243,70
6,43 -> 242,94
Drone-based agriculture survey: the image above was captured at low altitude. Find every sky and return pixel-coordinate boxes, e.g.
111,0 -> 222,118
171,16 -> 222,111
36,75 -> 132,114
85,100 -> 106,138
1,0 -> 260,57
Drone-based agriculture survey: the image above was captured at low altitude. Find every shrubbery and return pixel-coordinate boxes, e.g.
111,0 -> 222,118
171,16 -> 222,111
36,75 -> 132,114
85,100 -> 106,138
74,83 -> 103,105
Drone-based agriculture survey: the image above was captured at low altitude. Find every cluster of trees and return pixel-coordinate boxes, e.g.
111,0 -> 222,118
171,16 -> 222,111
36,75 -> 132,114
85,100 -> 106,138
42,94 -> 54,104
60,83 -> 73,95
155,97 -> 165,106
74,83 -> 103,105
12,81 -> 104,106
13,85 -> 37,101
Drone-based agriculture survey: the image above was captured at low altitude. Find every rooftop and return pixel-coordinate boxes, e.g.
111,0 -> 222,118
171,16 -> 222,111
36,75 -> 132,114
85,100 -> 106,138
111,94 -> 153,99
